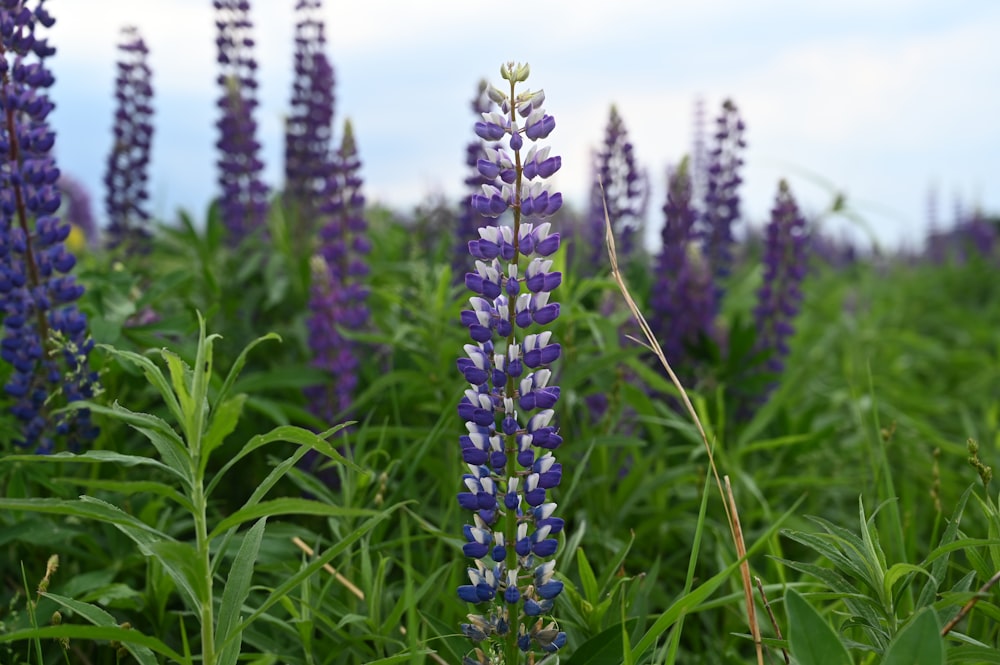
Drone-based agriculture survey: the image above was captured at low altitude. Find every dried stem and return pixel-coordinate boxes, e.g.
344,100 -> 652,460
601,182 -> 760,664
940,568 -> 1000,637
754,576 -> 790,665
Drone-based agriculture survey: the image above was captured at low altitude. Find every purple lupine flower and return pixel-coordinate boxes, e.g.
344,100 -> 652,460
649,158 -> 715,376
214,0 -> 268,241
283,0 -> 335,232
700,99 -> 745,307
57,174 -> 97,249
453,79 -> 493,282
0,0 -> 100,453
582,105 -> 646,269
305,119 -> 369,427
104,25 -> 153,254
753,180 -> 808,386
457,63 -> 567,664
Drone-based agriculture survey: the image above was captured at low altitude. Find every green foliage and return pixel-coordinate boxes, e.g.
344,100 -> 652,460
1,195 -> 998,664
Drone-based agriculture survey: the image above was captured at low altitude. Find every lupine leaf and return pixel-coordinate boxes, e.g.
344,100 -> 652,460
785,588 -> 851,665
881,608 -> 944,665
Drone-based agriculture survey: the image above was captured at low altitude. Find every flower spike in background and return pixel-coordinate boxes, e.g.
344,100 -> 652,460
104,25 -> 153,255
457,62 -> 567,664
214,0 -> 268,241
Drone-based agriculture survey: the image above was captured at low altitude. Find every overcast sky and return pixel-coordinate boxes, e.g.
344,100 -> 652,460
46,0 -> 1000,250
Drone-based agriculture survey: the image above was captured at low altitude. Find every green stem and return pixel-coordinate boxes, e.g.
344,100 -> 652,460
192,478 -> 216,665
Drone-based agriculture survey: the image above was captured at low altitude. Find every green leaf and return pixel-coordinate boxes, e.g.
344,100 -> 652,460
884,563 -> 931,603
53,477 -> 193,512
162,348 -> 195,425
209,498 -> 378,539
142,540 -> 204,609
205,423 -> 359,499
577,548 -> 599,603
564,620 -> 638,665
74,401 -> 192,487
0,625 -> 185,663
216,517 -> 267,665
41,593 -> 159,665
98,344 -> 185,424
212,331 -> 283,409
785,588 -> 851,665
882,608 -> 944,665
202,393 -> 246,462
217,505 -> 403,654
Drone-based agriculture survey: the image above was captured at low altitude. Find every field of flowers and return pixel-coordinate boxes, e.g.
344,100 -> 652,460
1,1 -> 998,664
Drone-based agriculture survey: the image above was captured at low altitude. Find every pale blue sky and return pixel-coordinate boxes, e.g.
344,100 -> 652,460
47,0 -> 1000,250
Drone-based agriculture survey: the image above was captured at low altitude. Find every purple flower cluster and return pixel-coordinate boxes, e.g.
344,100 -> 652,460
214,0 -> 268,241
283,0 -> 335,229
453,80 -> 493,281
649,159 -> 715,373
754,180 -> 808,379
104,26 -> 153,254
701,99 -> 745,304
0,0 -> 99,452
457,63 -> 567,663
305,120 -> 369,426
583,105 -> 645,268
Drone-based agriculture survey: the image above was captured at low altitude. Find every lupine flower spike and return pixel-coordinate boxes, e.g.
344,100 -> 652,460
701,98 -> 745,309
583,105 -> 645,269
306,119 -> 369,427
0,0 -> 100,452
104,25 -> 153,254
753,180 -> 808,399
214,0 -> 268,241
457,62 -> 567,664
284,0 -> 335,234
650,158 -> 715,376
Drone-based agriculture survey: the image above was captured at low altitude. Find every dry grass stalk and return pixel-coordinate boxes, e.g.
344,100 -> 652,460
600,183 -> 764,665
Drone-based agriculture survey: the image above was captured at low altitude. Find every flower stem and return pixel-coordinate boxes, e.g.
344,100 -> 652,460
503,73 -> 523,665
